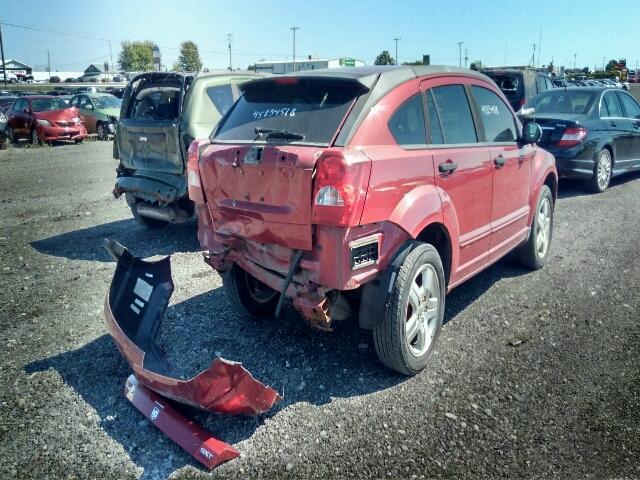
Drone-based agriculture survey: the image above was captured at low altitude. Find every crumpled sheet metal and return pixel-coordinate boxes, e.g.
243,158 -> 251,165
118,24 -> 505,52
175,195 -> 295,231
103,239 -> 282,415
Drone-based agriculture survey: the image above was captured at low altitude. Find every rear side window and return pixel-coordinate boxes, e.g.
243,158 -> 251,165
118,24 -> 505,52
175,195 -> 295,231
618,92 -> 640,118
388,94 -> 426,147
214,78 -> 363,145
205,84 -> 234,116
602,92 -> 624,118
471,86 -> 517,143
431,85 -> 477,144
483,72 -> 523,104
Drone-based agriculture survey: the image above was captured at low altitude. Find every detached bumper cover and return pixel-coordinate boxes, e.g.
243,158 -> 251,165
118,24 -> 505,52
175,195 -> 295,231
103,239 -> 281,415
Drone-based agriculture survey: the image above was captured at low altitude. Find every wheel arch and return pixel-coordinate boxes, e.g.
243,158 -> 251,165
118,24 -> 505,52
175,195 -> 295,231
416,222 -> 452,287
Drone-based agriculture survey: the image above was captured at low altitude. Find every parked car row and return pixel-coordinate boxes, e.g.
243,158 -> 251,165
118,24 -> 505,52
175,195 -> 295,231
2,92 -> 122,145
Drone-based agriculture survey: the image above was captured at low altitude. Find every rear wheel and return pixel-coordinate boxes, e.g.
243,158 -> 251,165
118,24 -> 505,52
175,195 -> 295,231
373,243 -> 445,375
222,264 -> 279,317
515,185 -> 553,270
30,128 -> 40,145
6,127 -> 17,144
96,122 -> 107,141
587,148 -> 612,193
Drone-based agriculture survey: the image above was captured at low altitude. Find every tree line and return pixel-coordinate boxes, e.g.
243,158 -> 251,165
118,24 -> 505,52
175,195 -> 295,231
119,40 -> 203,72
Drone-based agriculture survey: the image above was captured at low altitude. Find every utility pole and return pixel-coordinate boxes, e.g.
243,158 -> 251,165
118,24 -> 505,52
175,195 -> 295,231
504,41 -> 507,67
538,27 -> 542,67
464,48 -> 468,69
574,53 -> 577,73
109,40 -> 114,73
290,26 -> 299,72
226,33 -> 233,70
0,22 -> 6,85
47,50 -> 50,78
457,41 -> 464,68
393,36 -> 401,65
529,44 -> 536,67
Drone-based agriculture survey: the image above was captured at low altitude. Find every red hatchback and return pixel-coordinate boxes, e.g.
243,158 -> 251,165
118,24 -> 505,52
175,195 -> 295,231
6,95 -> 88,144
184,66 -> 558,374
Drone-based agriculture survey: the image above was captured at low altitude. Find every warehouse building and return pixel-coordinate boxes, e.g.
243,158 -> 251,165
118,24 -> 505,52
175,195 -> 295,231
255,57 -> 364,74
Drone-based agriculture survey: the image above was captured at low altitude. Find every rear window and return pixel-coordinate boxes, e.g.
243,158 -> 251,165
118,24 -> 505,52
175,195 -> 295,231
130,88 -> 180,120
93,95 -> 121,109
483,72 -> 524,102
527,90 -> 596,114
31,98 -> 68,112
214,78 -> 364,145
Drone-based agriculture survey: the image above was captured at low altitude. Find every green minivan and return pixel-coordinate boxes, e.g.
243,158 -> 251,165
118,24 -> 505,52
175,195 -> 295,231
113,71 -> 264,228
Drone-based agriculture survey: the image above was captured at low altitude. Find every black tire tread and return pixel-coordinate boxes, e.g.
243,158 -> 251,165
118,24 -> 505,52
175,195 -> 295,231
222,264 -> 278,318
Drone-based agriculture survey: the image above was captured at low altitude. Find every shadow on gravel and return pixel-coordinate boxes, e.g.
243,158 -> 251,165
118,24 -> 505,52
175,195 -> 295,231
558,170 -> 640,199
30,218 -> 199,262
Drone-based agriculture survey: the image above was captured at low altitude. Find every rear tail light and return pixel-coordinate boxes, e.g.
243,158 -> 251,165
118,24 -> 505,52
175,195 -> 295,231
312,150 -> 370,227
187,140 -> 206,204
557,127 -> 588,147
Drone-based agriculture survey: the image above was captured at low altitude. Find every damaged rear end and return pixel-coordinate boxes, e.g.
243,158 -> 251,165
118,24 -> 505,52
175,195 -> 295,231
189,72 -> 408,330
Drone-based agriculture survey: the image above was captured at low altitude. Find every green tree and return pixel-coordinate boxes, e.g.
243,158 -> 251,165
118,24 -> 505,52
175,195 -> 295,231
374,50 -> 395,66
606,59 -> 619,71
178,41 -> 202,72
119,41 -> 155,71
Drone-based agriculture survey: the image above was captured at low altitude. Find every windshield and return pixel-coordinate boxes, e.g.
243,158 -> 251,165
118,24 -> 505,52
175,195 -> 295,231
525,90 -> 597,115
93,95 -> 121,109
213,78 -> 364,145
31,98 -> 69,112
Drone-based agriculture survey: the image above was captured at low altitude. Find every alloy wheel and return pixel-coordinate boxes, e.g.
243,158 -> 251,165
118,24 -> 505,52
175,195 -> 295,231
404,264 -> 440,357
536,197 -> 552,258
597,150 -> 612,191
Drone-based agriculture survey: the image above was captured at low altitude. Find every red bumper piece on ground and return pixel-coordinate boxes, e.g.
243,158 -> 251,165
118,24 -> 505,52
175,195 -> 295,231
124,374 -> 239,469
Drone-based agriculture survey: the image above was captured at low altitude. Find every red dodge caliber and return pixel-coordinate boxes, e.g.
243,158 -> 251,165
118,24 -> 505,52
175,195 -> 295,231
187,66 -> 557,375
6,95 -> 88,145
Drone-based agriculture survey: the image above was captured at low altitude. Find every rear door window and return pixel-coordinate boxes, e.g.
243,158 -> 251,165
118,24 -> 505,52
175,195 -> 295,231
388,94 -> 426,147
425,90 -> 444,145
430,85 -> 477,144
617,92 -> 640,118
471,86 -> 517,143
214,78 -> 364,145
483,72 -> 523,106
602,92 -> 624,118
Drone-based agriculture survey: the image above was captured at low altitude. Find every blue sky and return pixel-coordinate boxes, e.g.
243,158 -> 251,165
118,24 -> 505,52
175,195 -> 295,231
3,0 -> 640,72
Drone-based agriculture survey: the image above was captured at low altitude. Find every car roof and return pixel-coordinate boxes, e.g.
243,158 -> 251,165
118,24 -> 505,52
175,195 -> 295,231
21,95 -> 55,100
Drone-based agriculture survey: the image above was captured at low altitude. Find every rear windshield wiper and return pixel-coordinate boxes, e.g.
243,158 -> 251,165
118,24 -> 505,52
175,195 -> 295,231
254,127 -> 304,141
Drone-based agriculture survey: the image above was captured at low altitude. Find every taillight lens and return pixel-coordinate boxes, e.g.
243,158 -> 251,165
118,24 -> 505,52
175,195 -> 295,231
187,140 -> 205,204
312,151 -> 370,227
557,127 -> 588,147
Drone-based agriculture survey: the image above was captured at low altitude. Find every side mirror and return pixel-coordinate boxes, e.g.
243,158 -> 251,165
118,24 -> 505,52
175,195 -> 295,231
84,104 -> 94,110
522,122 -> 542,144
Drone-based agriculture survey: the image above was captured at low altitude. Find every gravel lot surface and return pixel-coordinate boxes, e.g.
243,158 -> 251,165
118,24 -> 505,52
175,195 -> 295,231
0,140 -> 638,480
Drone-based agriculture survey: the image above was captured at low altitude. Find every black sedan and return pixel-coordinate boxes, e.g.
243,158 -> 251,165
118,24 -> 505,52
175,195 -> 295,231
520,87 -> 640,192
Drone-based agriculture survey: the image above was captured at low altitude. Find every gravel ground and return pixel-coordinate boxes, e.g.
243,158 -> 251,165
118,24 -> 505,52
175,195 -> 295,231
0,139 -> 638,480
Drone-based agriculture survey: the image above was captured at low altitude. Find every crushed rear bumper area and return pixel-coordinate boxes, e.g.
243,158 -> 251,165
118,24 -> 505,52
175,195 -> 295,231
103,240 -> 281,467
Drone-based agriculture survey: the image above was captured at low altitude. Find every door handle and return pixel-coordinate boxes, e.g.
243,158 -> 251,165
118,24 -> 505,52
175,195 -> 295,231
633,121 -> 640,129
609,121 -> 617,127
439,162 -> 458,173
494,156 -> 506,167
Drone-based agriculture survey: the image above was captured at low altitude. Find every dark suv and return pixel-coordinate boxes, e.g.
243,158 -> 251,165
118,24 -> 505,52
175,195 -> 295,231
481,69 -> 555,112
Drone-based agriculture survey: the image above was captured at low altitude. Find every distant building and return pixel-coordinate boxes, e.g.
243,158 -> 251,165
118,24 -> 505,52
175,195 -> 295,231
1,59 -> 33,78
255,57 -> 365,74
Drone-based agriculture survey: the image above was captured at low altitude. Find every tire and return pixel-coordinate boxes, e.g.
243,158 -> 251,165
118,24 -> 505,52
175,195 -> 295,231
74,138 -> 84,144
373,242 -> 445,375
514,185 -> 554,270
222,263 -> 279,317
96,122 -> 107,141
587,148 -> 612,193
6,127 -> 17,144
30,128 -> 41,145
0,137 -> 7,150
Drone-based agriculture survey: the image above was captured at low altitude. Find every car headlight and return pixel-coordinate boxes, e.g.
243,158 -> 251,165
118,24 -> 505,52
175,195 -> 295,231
71,117 -> 82,124
0,112 -> 6,126
36,119 -> 52,126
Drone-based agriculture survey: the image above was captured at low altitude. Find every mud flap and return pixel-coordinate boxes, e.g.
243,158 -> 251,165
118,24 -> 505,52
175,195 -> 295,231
103,239 -> 282,467
124,374 -> 239,469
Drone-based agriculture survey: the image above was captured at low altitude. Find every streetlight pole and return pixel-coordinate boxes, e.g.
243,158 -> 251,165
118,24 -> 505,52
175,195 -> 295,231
574,53 -> 577,73
394,37 -> 401,65
457,41 -> 464,68
290,26 -> 299,72
227,33 -> 233,70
